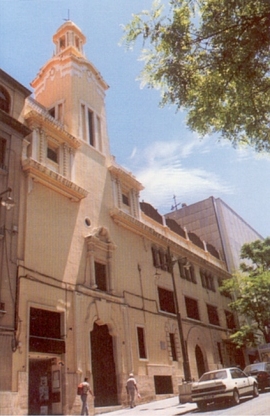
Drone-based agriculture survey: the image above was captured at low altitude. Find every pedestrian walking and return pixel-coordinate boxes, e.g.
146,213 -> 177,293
79,377 -> 94,415
126,373 -> 139,408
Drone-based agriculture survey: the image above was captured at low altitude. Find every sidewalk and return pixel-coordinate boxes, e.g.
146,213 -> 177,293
95,396 -> 197,416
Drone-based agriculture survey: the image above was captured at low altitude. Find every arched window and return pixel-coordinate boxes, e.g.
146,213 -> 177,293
0,86 -> 10,113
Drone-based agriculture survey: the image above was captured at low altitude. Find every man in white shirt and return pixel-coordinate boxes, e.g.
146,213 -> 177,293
126,373 -> 138,408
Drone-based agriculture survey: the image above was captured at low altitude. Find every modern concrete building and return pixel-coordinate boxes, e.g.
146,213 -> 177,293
166,197 -> 263,274
0,22 -> 244,415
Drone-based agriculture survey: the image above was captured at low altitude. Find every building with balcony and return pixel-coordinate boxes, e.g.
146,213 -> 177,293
0,23 -> 243,415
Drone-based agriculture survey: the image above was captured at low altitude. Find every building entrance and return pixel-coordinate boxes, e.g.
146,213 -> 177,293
90,322 -> 118,407
28,357 -> 62,415
195,345 -> 206,378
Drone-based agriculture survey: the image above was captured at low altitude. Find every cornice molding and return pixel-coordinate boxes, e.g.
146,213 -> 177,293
0,109 -> 31,137
22,158 -> 88,201
108,162 -> 144,191
110,207 -> 228,274
25,98 -> 81,149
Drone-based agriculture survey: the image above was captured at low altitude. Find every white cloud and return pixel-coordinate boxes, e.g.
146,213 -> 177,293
129,147 -> 137,159
127,136 -> 234,213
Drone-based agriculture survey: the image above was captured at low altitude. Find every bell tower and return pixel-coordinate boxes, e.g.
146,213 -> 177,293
31,21 -> 110,156
52,19 -> 86,56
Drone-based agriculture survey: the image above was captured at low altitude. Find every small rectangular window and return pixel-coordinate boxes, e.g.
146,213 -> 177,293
225,310 -> 236,330
200,269 -> 215,292
207,304 -> 220,326
29,307 -> 65,354
151,246 -> 169,271
48,107 -> 55,118
0,138 -> 6,168
48,104 -> 63,122
95,262 -> 107,291
96,115 -> 102,151
60,36 -> 65,49
154,376 -> 173,394
169,333 -> 177,361
30,307 -> 61,339
178,260 -> 196,283
185,296 -> 200,320
151,246 -> 159,268
158,287 -> 176,315
122,193 -> 129,206
47,146 -> 58,163
81,104 -> 86,141
88,109 -> 94,146
137,327 -> 147,359
58,103 -> 63,122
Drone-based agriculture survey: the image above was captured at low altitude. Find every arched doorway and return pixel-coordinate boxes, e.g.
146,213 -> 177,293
90,322 -> 118,407
195,345 -> 206,378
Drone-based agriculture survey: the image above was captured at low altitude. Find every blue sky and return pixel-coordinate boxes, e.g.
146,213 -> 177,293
1,0 -> 270,237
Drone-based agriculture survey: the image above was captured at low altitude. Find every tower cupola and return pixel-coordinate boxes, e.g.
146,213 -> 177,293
52,20 -> 86,57
31,21 -> 110,157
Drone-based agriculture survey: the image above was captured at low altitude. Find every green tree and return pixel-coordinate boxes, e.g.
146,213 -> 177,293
123,0 -> 270,151
220,238 -> 270,348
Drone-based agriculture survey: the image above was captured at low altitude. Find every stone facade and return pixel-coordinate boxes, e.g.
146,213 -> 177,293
0,69 -> 31,415
0,22 -> 244,415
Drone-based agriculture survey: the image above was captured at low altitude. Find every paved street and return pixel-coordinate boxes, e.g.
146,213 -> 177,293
95,396 -> 197,416
95,391 -> 270,416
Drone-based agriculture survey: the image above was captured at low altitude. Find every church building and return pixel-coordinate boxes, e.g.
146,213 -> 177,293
0,21 -> 243,415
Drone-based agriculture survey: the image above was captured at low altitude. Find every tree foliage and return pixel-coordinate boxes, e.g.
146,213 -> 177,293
240,236 -> 270,272
220,238 -> 270,348
123,0 -> 270,151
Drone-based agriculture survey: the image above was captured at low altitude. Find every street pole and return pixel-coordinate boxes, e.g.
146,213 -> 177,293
167,246 -> 191,382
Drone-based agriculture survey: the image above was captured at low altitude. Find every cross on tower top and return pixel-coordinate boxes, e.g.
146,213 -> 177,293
171,195 -> 182,211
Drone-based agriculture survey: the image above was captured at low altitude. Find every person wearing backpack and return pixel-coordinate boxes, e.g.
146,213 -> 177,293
79,377 -> 94,415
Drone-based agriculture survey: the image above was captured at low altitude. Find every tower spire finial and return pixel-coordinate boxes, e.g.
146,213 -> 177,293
63,9 -> 70,21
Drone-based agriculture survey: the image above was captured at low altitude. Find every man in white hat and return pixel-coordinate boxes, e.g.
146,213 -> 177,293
126,373 -> 139,408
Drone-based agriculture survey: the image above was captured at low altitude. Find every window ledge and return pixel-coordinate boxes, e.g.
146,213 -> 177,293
158,310 -> 177,317
76,284 -> 124,304
22,158 -> 88,201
